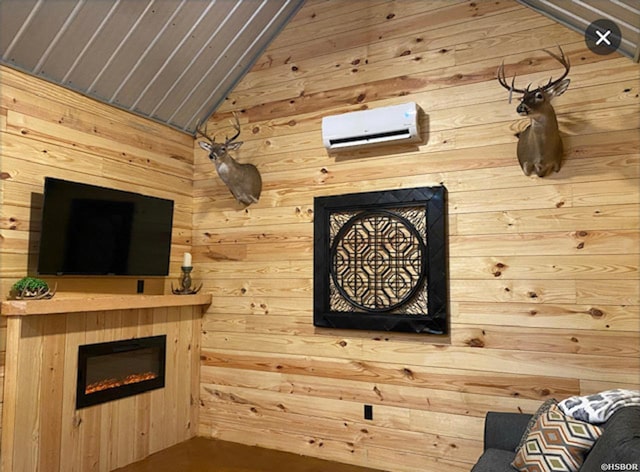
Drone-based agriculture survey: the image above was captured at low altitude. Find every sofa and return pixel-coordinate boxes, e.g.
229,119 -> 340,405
471,405 -> 640,472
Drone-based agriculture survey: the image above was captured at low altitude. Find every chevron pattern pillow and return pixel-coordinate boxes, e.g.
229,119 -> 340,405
512,405 -> 603,472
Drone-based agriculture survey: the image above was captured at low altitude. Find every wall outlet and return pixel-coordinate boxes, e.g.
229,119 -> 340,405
364,404 -> 373,420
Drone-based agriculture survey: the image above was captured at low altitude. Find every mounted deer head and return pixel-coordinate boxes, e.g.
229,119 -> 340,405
196,113 -> 262,206
498,46 -> 571,177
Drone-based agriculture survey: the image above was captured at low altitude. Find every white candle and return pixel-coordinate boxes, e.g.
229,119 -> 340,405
183,252 -> 192,267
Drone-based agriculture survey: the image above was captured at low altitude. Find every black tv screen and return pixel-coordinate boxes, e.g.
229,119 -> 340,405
37,177 -> 174,276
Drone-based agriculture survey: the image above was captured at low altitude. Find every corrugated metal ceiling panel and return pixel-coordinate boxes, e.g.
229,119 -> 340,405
2,0 -> 635,136
517,0 -> 640,61
0,0 -> 305,135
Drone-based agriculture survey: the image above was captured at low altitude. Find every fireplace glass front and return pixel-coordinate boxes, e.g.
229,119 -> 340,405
76,335 -> 166,409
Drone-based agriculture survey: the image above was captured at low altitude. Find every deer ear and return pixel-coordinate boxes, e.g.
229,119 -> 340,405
227,141 -> 243,151
548,78 -> 570,98
198,141 -> 213,152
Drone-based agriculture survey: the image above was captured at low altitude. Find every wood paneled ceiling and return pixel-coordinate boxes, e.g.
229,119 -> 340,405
0,0 -> 304,135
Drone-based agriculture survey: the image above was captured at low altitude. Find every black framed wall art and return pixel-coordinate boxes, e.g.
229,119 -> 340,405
313,186 -> 448,334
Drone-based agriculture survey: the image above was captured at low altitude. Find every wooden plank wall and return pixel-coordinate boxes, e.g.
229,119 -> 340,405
196,1 -> 640,471
1,306 -> 201,472
0,65 -> 195,296
0,66 -> 195,462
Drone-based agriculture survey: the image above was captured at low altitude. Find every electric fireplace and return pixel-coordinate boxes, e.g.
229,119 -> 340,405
76,335 -> 166,409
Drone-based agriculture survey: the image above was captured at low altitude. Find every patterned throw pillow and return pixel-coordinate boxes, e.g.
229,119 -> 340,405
516,398 -> 558,453
512,405 -> 603,472
558,389 -> 640,423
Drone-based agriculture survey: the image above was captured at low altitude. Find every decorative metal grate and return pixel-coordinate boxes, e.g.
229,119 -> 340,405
314,186 -> 448,334
330,209 -> 426,313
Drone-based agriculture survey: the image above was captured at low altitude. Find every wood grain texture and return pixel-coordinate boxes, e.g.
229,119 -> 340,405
194,1 -> 640,471
0,55 -> 197,470
0,305 -> 203,472
0,0 -> 637,471
0,293 -> 212,316
0,63 -> 194,297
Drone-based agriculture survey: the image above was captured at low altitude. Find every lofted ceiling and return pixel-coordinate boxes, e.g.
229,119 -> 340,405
0,0 -> 304,135
1,0 -> 636,137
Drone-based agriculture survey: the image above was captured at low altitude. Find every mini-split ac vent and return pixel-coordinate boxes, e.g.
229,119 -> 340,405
322,102 -> 421,151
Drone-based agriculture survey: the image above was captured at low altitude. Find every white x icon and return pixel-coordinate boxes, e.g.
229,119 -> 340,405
595,29 -> 611,46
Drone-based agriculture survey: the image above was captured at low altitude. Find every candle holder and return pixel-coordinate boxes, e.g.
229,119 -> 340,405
172,266 -> 202,295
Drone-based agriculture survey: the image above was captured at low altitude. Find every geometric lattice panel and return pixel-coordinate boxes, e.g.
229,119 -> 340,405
314,186 -> 448,334
330,209 -> 427,313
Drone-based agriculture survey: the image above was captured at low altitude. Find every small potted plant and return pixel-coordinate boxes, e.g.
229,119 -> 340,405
10,277 -> 56,300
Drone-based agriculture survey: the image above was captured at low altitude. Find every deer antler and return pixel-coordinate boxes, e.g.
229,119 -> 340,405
196,113 -> 243,146
498,46 -> 570,104
540,46 -> 570,92
195,120 -> 216,144
224,112 -> 242,146
497,61 -> 528,104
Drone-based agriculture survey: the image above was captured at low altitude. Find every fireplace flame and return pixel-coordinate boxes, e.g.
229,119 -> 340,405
85,372 -> 158,395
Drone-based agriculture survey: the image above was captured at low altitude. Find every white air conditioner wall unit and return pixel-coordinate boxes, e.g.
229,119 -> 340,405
322,102 -> 421,151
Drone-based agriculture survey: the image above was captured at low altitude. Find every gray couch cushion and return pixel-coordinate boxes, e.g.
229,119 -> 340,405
471,449 -> 516,472
484,412 -> 533,452
582,406 -> 640,472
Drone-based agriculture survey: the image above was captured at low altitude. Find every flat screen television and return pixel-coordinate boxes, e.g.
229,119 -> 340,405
37,177 -> 174,276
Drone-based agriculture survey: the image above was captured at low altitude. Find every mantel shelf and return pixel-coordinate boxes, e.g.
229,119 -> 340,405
0,292 -> 212,316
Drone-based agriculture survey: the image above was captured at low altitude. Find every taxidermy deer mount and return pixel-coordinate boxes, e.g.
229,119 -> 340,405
497,46 -> 571,177
196,113 -> 262,206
